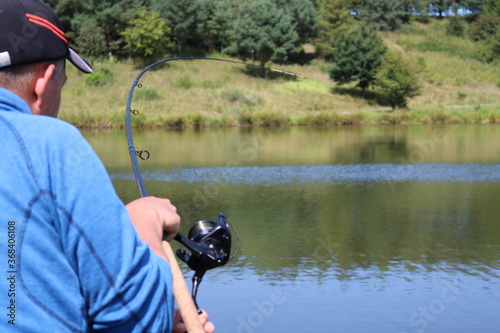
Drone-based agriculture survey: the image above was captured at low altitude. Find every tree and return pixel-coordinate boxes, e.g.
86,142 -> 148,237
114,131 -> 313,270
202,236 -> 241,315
468,13 -> 500,62
74,18 -> 107,60
375,51 -> 421,109
428,0 -> 454,17
51,0 -> 146,59
199,0 -> 233,53
233,0 -> 300,77
121,10 -> 169,59
485,0 -> 500,15
151,0 -> 204,57
314,0 -> 354,58
329,24 -> 387,90
276,0 -> 319,44
357,0 -> 407,31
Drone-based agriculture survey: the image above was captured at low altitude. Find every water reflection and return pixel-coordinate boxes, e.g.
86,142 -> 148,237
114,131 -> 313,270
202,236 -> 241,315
85,124 -> 500,333
111,163 -> 500,184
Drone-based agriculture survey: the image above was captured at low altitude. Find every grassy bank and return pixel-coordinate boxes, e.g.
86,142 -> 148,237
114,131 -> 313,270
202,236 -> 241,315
59,20 -> 500,129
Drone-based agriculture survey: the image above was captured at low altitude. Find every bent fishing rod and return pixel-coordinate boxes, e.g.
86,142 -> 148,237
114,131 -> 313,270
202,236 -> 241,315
126,57 -> 301,308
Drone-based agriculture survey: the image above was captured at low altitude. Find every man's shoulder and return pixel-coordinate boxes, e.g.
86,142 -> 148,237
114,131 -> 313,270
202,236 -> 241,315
7,111 -> 84,145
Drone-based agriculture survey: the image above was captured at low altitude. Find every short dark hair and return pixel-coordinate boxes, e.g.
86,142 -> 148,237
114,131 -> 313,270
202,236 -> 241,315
0,59 -> 65,95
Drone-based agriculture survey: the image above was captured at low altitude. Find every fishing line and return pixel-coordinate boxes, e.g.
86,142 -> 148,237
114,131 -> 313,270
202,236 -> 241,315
126,56 -> 300,307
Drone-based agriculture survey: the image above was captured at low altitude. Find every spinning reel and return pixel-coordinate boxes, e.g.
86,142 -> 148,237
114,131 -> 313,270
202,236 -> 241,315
174,212 -> 233,308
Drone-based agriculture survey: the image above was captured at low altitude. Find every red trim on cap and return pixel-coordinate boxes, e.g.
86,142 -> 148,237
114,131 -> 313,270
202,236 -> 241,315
26,14 -> 68,44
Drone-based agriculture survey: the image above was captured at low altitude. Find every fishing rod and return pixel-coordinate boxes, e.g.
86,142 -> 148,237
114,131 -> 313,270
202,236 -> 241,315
126,56 -> 301,308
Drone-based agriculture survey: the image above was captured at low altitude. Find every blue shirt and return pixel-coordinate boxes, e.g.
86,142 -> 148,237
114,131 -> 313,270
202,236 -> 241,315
0,88 -> 174,332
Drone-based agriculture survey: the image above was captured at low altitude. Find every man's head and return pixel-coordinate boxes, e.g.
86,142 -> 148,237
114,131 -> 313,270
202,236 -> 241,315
0,0 -> 92,117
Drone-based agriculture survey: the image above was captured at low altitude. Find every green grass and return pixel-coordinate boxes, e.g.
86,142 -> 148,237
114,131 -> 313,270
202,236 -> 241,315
59,20 -> 500,129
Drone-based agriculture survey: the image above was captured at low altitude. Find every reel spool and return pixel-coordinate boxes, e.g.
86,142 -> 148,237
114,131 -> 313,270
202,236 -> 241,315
175,213 -> 233,307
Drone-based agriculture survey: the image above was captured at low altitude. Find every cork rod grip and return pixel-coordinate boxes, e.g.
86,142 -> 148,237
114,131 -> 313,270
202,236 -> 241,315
162,241 -> 205,333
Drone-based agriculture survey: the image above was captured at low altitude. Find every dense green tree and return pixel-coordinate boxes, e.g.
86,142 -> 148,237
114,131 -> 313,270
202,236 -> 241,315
199,0 -> 233,53
276,0 -> 319,43
329,24 -> 387,90
485,0 -> 500,14
233,0 -> 300,77
151,0 -> 204,56
74,18 -> 107,60
314,0 -> 354,58
375,51 -> 421,109
357,0 -> 407,31
121,10 -> 169,59
468,13 -> 500,62
446,15 -> 465,36
461,0 -> 486,14
51,0 -> 146,59
468,13 -> 500,41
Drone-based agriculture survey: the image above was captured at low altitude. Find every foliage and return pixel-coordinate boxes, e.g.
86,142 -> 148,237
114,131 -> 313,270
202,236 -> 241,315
375,51 -> 421,109
74,18 -> 107,60
485,0 -> 500,15
468,14 -> 500,41
53,0 -> 146,59
446,16 -> 465,37
121,10 -> 169,58
428,0 -> 455,18
356,0 -> 408,31
473,28 -> 500,63
233,0 -> 300,77
199,0 -> 233,53
84,68 -> 115,86
276,0 -> 319,44
467,13 -> 500,62
314,0 -> 354,58
329,24 -> 388,90
151,0 -> 204,56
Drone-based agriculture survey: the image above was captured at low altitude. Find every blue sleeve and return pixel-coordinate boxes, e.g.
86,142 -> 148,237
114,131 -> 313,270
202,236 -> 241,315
45,121 -> 174,332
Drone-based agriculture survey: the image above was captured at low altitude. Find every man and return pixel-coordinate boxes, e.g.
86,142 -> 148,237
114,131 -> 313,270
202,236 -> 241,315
0,0 -> 213,332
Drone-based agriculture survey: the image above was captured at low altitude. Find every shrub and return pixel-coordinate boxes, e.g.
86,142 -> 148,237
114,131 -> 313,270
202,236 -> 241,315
446,16 -> 465,37
375,51 -> 421,109
468,14 -> 500,42
84,68 -> 115,86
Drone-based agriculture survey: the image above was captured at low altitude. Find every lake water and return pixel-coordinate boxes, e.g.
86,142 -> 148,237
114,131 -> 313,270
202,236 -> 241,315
83,124 -> 500,333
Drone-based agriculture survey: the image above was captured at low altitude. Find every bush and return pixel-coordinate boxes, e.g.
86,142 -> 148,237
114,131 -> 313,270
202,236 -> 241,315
468,14 -> 500,41
446,16 -> 465,37
84,68 -> 115,86
375,51 -> 421,109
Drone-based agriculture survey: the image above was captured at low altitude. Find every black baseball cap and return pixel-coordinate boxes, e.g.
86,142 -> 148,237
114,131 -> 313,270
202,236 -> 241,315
0,0 -> 92,73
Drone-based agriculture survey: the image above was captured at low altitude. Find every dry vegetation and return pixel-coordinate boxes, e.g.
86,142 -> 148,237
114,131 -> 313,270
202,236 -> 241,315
59,20 -> 500,129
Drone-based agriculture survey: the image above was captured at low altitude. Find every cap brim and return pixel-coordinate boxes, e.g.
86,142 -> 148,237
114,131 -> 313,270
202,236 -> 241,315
68,48 -> 93,74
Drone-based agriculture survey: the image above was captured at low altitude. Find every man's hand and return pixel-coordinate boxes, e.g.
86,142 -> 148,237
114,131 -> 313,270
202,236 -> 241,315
173,309 -> 215,333
126,196 -> 181,260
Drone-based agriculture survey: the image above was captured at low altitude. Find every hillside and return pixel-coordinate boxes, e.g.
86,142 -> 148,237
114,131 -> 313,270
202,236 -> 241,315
59,20 -> 500,128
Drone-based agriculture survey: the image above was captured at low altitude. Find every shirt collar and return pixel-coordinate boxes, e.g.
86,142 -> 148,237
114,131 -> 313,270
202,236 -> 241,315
0,88 -> 33,115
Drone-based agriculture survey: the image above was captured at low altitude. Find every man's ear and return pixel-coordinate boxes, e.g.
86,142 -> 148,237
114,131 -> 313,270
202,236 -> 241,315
29,62 -> 57,116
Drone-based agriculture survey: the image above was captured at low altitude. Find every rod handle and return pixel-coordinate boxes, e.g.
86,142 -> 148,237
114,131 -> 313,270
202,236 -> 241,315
162,241 -> 206,333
